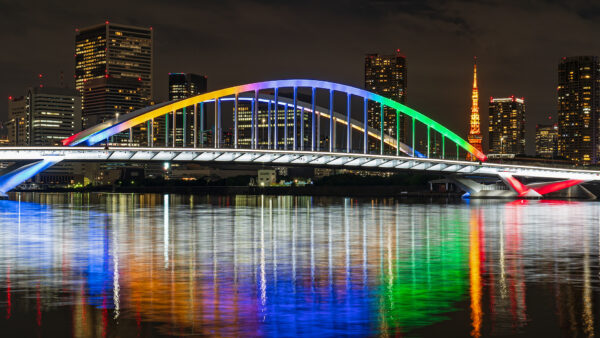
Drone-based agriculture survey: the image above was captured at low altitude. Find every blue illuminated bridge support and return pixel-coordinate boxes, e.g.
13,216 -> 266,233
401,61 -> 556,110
15,78 -> 597,197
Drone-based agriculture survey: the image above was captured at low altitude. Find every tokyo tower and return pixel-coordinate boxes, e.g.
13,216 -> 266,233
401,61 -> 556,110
467,57 -> 483,161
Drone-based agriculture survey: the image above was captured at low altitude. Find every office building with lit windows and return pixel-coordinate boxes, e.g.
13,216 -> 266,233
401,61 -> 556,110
82,77 -> 142,128
82,77 -> 144,145
488,96 -> 526,155
165,73 -> 208,147
364,50 -> 407,153
536,124 -> 558,158
6,95 -> 26,146
557,56 -> 600,164
75,22 -> 153,103
75,22 -> 153,146
6,87 -> 82,184
7,87 -> 81,146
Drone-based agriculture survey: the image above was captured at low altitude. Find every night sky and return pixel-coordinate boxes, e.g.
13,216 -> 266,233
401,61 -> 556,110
1,0 -> 599,153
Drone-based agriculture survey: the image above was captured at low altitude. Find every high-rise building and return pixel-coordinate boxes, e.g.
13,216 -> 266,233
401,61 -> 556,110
75,22 -> 153,103
168,73 -> 207,101
365,50 -> 407,153
488,96 -> 526,155
82,77 -> 144,145
6,87 -> 82,185
536,123 -> 558,158
557,56 -> 600,164
467,57 -> 483,160
0,122 -> 9,146
6,95 -> 26,146
165,73 -> 208,147
75,22 -> 153,145
7,87 -> 82,146
82,77 -> 142,128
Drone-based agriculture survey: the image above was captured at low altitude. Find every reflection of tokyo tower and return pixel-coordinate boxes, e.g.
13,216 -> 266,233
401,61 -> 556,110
467,57 -> 483,161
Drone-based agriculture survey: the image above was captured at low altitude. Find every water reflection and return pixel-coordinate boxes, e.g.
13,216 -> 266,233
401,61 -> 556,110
0,193 -> 599,336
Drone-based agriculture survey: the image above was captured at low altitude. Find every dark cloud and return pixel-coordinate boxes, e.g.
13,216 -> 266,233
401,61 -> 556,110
0,0 -> 598,153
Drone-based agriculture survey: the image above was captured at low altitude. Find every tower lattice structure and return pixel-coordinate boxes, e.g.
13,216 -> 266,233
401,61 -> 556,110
467,57 -> 483,160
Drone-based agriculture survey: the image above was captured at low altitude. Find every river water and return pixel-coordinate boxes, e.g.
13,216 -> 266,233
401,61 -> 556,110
0,193 -> 598,337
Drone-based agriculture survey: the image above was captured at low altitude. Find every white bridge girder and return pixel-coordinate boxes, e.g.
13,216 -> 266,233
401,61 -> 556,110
0,147 -> 600,182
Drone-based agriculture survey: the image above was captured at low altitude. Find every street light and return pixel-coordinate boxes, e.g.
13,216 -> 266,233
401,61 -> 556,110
500,136 -> 507,163
500,136 -> 507,154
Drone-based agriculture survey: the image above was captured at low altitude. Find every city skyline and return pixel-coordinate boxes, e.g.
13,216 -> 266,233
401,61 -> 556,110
0,0 -> 599,154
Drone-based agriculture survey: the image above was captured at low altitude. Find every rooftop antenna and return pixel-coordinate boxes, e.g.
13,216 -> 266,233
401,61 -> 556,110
60,71 -> 65,88
38,73 -> 44,88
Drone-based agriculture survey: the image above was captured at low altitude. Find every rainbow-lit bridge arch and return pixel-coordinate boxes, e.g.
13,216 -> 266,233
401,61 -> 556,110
63,79 -> 487,162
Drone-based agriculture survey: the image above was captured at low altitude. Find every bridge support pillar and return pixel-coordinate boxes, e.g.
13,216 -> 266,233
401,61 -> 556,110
150,119 -> 154,148
172,109 -> 176,147
442,136 -> 445,159
284,102 -> 288,150
380,104 -> 384,155
412,117 -> 415,157
217,98 -> 222,148
300,107 -> 304,151
200,103 -> 204,147
311,87 -> 316,152
267,100 -> 272,149
234,93 -> 238,149
193,104 -> 197,148
274,88 -> 279,150
293,87 -> 298,151
396,110 -> 400,156
165,113 -> 169,147
329,89 -> 334,152
253,90 -> 258,149
363,98 -> 368,154
346,93 -> 351,153
427,126 -> 430,158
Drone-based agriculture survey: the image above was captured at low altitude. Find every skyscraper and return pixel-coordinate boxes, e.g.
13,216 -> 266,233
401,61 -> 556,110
165,73 -> 208,147
557,56 -> 600,164
488,96 -> 526,155
467,57 -> 483,160
536,124 -> 558,158
75,22 -> 153,145
365,50 -> 407,153
75,22 -> 153,103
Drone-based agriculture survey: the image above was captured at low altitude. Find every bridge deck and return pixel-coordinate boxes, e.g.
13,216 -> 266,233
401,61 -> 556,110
0,147 -> 599,181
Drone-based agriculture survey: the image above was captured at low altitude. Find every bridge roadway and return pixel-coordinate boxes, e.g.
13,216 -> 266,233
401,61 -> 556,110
1,146 -> 599,182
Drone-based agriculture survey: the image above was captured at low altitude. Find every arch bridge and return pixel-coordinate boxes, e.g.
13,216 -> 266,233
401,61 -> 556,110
0,79 -> 597,198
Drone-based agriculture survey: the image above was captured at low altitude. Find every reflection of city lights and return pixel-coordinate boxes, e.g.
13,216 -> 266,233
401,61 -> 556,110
4,195 -> 597,336
469,210 -> 482,338
163,194 -> 169,268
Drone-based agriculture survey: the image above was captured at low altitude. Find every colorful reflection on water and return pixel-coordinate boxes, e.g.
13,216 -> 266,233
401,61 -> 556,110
0,193 -> 598,336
